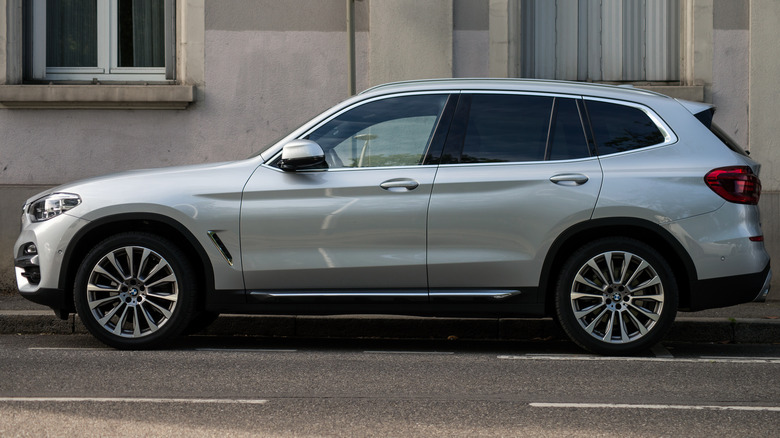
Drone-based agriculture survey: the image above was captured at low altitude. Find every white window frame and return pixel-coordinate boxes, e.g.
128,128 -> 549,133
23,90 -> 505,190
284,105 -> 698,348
30,0 -> 173,82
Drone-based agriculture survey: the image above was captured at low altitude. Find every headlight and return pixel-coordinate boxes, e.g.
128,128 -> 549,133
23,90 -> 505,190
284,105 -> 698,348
28,193 -> 81,222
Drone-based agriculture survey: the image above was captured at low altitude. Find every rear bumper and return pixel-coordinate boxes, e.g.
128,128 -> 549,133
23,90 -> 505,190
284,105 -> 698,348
687,262 -> 771,311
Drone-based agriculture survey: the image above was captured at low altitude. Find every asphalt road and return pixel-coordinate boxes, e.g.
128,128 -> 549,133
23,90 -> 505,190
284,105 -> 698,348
1,335 -> 779,437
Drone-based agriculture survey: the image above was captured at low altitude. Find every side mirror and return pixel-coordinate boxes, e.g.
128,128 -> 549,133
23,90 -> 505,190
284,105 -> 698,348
279,139 -> 328,171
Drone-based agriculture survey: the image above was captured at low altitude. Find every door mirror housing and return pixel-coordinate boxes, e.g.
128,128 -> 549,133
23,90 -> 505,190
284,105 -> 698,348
280,140 -> 328,171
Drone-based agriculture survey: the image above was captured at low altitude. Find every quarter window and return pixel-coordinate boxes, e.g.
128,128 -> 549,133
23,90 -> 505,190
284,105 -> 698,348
27,0 -> 173,81
586,100 -> 666,155
304,95 -> 448,169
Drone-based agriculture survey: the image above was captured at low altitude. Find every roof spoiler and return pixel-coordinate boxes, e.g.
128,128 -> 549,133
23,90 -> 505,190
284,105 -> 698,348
676,99 -> 714,116
677,99 -> 715,128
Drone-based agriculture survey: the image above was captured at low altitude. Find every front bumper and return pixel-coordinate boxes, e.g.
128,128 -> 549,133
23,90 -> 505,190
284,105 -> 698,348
14,213 -> 89,318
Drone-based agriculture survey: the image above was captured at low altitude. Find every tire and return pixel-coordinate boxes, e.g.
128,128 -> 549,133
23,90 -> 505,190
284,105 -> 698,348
554,237 -> 678,355
74,232 -> 198,349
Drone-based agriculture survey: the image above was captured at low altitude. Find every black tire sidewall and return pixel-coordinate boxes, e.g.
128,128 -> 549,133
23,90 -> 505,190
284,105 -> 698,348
74,232 -> 198,349
555,237 -> 678,355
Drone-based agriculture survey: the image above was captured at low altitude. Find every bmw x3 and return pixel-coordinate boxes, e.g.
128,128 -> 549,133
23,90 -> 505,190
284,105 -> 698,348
14,79 -> 771,354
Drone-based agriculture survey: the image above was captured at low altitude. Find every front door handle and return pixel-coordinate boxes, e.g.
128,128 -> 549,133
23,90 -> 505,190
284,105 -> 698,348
549,173 -> 589,186
380,178 -> 419,192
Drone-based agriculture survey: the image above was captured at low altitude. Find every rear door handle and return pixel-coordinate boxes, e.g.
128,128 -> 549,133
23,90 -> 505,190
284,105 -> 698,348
380,178 -> 419,192
549,173 -> 589,186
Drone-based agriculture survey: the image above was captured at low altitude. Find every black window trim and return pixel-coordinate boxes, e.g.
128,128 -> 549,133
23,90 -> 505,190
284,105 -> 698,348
441,91 -> 596,165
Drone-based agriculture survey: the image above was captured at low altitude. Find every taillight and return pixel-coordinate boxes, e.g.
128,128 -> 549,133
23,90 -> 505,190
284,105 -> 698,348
704,166 -> 761,205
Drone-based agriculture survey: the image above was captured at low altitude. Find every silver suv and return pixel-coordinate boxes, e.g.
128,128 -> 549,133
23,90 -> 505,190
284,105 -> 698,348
14,79 -> 771,354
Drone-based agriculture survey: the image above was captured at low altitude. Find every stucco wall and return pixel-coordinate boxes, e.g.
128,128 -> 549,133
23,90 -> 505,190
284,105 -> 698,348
453,0 -> 489,77
368,0 -> 453,86
711,0 -> 749,148
0,0 -> 370,292
749,0 -> 780,279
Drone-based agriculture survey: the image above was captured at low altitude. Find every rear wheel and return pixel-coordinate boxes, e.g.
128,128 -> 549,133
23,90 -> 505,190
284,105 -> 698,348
555,237 -> 678,355
74,232 -> 198,349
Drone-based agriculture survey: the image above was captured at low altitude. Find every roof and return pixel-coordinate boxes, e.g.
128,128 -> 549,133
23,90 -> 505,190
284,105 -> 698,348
359,78 -> 673,103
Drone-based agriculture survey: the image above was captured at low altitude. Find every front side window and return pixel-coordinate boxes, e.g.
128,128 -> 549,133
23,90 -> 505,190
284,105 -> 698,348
304,94 -> 449,169
586,100 -> 666,155
27,0 -> 172,81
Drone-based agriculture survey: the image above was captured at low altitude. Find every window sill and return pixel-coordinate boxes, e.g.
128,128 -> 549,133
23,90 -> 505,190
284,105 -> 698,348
0,84 -> 194,109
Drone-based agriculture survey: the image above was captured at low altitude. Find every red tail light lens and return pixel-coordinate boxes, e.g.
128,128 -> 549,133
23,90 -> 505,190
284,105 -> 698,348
704,166 -> 761,205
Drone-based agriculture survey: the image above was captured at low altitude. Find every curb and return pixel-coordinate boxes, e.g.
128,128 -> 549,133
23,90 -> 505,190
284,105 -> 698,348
1,311 -> 779,345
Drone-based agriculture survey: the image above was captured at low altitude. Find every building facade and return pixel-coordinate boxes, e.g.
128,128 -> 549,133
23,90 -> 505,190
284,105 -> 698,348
1,0 -> 778,292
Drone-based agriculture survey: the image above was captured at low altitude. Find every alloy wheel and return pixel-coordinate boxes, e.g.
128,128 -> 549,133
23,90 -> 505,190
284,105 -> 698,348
568,251 -> 665,344
86,246 -> 179,338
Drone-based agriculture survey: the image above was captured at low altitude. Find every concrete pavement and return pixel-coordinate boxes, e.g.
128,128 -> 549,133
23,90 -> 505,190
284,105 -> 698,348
1,292 -> 779,345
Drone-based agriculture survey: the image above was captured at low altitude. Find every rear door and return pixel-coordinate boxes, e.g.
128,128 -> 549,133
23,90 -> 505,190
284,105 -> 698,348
427,93 -> 603,300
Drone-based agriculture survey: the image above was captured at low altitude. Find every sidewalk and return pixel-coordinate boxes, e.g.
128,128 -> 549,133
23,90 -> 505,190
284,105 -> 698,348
1,292 -> 779,344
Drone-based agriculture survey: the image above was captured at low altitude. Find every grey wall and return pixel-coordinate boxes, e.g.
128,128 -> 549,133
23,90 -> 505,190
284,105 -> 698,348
453,0 -> 489,77
0,0 -> 370,292
368,0 -> 453,86
711,0 -> 749,148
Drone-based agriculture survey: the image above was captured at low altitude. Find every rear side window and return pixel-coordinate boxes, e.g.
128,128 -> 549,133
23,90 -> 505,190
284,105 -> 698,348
586,100 -> 665,155
461,94 -> 551,163
452,94 -> 590,163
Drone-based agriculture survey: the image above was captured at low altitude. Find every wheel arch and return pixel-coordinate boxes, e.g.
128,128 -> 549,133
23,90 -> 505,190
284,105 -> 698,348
540,217 -> 698,314
59,213 -> 215,314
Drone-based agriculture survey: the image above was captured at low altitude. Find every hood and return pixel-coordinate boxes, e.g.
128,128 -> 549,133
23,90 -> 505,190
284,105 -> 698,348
24,159 -> 259,208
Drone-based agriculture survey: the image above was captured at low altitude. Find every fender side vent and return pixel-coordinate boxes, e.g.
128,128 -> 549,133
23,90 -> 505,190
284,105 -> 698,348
207,231 -> 234,266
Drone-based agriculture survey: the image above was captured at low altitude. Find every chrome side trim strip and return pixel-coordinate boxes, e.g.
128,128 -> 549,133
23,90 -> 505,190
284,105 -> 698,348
249,291 -> 428,298
429,290 -> 523,300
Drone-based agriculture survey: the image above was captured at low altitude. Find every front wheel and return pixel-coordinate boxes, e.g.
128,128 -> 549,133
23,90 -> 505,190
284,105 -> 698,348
74,232 -> 198,349
555,238 -> 678,355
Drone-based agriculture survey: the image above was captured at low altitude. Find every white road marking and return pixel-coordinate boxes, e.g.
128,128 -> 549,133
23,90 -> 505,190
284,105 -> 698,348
0,397 -> 268,405
498,355 -> 780,364
195,348 -> 298,353
364,351 -> 455,355
530,402 -> 780,412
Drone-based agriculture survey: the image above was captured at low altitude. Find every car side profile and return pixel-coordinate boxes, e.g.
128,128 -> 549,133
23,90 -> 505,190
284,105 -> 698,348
14,79 -> 771,355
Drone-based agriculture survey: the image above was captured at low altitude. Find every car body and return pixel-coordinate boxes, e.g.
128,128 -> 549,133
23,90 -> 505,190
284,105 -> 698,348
14,78 -> 771,354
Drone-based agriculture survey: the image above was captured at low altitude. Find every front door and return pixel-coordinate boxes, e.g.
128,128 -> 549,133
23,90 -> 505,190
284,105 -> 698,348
240,94 -> 453,295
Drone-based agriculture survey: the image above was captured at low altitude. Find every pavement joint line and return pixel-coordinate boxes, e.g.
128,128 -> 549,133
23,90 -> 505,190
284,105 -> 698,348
529,402 -> 780,412
651,343 -> 673,358
0,397 -> 269,405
